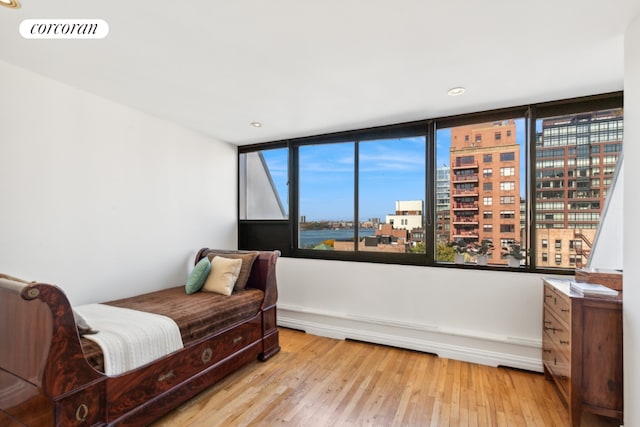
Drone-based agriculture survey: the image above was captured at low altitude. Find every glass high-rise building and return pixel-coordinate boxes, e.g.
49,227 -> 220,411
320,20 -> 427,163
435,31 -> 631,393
436,166 -> 450,243
535,109 -> 623,268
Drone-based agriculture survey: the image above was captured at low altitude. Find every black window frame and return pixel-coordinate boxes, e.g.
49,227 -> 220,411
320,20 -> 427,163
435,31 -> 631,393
238,92 -> 622,275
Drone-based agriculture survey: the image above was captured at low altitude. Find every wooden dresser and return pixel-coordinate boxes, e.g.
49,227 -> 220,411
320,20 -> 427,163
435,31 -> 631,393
542,278 -> 623,426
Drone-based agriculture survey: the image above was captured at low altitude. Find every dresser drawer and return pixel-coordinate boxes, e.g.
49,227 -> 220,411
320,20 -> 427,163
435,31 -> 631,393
542,336 -> 571,400
544,283 -> 571,322
543,306 -> 571,361
56,382 -> 105,426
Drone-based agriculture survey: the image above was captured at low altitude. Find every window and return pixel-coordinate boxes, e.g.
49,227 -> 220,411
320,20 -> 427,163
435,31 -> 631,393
500,167 -> 515,177
605,143 -> 621,153
542,253 -> 548,262
500,238 -> 515,249
500,182 -> 515,191
500,196 -> 515,204
570,240 -> 582,250
239,147 -> 288,220
555,254 -> 562,265
298,135 -> 428,253
436,116 -> 525,267
542,239 -> 548,248
535,107 -> 623,269
359,137 -> 426,254
239,93 -> 622,272
456,155 -> 475,166
299,143 -> 355,250
500,210 -> 515,219
500,224 -> 515,233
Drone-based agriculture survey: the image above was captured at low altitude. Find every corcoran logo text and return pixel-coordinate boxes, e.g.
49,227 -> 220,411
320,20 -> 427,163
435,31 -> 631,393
20,19 -> 109,39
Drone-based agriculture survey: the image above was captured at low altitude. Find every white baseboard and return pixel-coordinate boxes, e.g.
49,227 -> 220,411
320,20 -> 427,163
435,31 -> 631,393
277,304 -> 543,373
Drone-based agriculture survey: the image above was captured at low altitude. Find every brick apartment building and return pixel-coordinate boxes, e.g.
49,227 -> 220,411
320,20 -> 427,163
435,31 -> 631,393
449,120 -> 521,263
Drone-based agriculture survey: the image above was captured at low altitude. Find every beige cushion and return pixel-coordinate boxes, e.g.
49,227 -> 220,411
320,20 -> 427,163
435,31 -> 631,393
206,251 -> 258,291
202,256 -> 243,296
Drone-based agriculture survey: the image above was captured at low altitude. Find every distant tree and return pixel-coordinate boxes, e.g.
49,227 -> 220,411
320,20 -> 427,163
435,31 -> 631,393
410,242 -> 426,254
437,241 -> 455,262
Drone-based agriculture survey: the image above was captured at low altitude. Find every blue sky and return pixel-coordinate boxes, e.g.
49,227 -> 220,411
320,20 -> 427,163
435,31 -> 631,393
262,119 -> 527,222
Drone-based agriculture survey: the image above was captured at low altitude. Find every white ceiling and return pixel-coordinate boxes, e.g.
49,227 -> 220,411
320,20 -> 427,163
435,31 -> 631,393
1,1 -> 638,145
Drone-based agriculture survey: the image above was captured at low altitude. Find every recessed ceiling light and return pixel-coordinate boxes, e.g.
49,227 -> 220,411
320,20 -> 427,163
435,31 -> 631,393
250,122 -> 263,128
0,0 -> 21,9
448,87 -> 466,96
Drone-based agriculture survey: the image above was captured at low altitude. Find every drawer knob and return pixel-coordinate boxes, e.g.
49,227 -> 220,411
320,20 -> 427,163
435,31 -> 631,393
561,308 -> 569,313
201,347 -> 213,363
158,370 -> 175,382
233,336 -> 243,344
75,404 -> 89,422
560,340 -> 569,345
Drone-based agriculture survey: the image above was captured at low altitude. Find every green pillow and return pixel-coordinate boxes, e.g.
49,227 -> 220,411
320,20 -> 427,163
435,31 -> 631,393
185,258 -> 211,294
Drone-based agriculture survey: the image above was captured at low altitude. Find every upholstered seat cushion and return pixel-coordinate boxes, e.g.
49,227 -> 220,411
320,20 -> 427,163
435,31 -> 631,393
80,286 -> 264,372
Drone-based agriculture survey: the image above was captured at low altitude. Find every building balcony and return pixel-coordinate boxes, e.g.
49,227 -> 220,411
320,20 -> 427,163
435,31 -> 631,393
452,174 -> 479,183
453,217 -> 479,225
452,189 -> 479,197
452,162 -> 479,170
452,232 -> 479,239
452,202 -> 479,210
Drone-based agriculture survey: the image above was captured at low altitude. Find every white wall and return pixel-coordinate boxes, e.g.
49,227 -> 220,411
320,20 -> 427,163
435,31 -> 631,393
588,156 -> 623,271
0,60 -> 237,306
624,14 -> 640,427
277,257 -> 546,371
239,152 -> 286,219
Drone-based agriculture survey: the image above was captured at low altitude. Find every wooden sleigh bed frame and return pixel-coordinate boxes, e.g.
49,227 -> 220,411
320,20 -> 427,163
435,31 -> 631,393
0,249 -> 281,426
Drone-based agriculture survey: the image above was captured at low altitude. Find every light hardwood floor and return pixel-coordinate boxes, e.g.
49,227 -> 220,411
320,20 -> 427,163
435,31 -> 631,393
152,328 -> 618,427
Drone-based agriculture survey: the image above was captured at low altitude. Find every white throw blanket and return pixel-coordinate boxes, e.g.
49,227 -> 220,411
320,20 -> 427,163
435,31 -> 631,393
74,303 -> 184,376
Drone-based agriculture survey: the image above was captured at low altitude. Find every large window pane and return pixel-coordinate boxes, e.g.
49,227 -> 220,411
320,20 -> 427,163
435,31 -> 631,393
358,136 -> 426,253
240,93 -> 621,271
299,142 -> 355,250
435,119 -> 527,266
534,108 -> 623,269
239,148 -> 288,220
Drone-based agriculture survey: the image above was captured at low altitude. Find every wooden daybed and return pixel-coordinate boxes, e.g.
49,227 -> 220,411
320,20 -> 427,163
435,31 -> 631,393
0,248 -> 281,426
